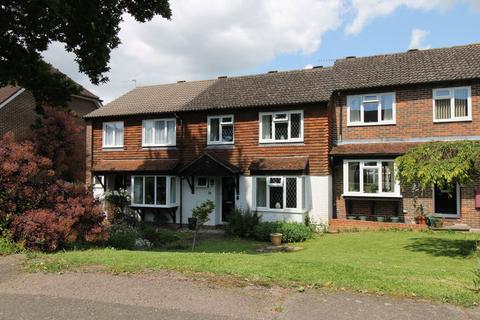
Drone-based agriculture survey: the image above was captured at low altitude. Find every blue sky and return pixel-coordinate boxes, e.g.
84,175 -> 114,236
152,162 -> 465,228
44,1 -> 480,103
256,3 -> 480,73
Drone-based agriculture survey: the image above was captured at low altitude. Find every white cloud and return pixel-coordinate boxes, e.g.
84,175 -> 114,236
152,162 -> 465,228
346,0 -> 478,35
43,0 -> 343,102
409,28 -> 431,49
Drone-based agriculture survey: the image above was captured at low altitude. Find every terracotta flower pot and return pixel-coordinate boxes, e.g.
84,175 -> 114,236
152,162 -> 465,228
415,215 -> 427,225
270,233 -> 283,246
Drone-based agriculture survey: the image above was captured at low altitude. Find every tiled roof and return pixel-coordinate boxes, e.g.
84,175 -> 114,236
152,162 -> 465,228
330,143 -> 421,156
85,68 -> 334,118
0,86 -> 23,105
92,159 -> 179,172
249,156 -> 309,172
332,43 -> 480,91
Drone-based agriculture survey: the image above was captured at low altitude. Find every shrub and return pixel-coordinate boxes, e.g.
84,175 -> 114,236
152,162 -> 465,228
254,221 -> 314,243
225,208 -> 260,238
107,223 -> 139,249
140,224 -> 180,247
11,181 -> 109,252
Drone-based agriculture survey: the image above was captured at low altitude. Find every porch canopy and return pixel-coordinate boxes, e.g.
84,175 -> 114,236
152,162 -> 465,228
92,159 -> 179,174
249,156 -> 309,175
178,152 -> 241,194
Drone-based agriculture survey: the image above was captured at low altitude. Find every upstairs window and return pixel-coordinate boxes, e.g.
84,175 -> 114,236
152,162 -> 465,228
131,175 -> 178,207
254,176 -> 305,212
343,160 -> 400,197
208,115 -> 234,144
433,87 -> 471,122
142,119 -> 176,146
347,93 -> 395,126
259,111 -> 303,143
103,121 -> 124,148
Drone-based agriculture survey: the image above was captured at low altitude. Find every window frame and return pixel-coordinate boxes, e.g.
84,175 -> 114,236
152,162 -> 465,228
432,182 -> 461,218
347,92 -> 396,126
342,159 -> 401,197
142,118 -> 177,147
196,177 -> 208,188
207,115 -> 235,145
432,86 -> 472,123
253,176 -> 306,213
130,175 -> 178,208
102,121 -> 124,148
258,110 -> 304,143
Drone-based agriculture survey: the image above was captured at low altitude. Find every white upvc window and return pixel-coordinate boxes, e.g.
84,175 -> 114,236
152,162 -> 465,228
433,86 -> 471,122
433,182 -> 460,218
347,92 -> 395,126
259,110 -> 303,143
253,176 -> 306,212
207,115 -> 234,145
343,160 -> 400,197
131,175 -> 178,208
103,121 -> 124,148
142,119 -> 176,146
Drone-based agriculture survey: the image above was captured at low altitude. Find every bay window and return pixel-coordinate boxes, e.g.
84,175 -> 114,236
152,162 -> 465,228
103,121 -> 124,148
433,87 -> 471,122
131,175 -> 178,207
208,115 -> 234,144
347,93 -> 395,126
343,160 -> 400,196
142,119 -> 176,146
254,176 -> 306,212
259,111 -> 303,143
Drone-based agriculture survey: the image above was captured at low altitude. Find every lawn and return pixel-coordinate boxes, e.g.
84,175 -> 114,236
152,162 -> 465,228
25,231 -> 480,306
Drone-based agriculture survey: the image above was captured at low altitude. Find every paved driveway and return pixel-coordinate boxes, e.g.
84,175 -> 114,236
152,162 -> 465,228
0,255 -> 479,320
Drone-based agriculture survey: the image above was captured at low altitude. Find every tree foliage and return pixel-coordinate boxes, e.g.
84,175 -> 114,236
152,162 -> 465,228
395,141 -> 480,191
1,0 -> 171,105
30,106 -> 84,182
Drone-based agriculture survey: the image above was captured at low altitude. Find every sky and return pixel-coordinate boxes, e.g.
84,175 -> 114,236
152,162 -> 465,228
43,0 -> 480,103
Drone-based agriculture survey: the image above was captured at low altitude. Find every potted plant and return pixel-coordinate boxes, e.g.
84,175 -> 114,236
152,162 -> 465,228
347,215 -> 356,220
359,215 -> 367,221
376,216 -> 385,222
270,233 -> 282,246
390,216 -> 400,223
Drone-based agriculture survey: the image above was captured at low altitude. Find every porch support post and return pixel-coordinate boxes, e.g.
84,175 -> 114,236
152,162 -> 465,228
94,174 -> 106,190
185,175 -> 195,194
235,174 -> 240,198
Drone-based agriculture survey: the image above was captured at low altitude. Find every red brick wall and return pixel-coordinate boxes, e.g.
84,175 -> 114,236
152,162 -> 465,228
329,219 -> 427,232
90,103 -> 331,176
334,80 -> 480,142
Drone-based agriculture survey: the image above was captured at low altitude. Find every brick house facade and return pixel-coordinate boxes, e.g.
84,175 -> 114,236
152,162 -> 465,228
85,43 -> 480,228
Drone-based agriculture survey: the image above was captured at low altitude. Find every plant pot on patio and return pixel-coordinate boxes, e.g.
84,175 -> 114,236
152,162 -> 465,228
270,233 -> 283,246
358,215 -> 367,221
376,216 -> 385,222
415,215 -> 427,225
347,215 -> 356,220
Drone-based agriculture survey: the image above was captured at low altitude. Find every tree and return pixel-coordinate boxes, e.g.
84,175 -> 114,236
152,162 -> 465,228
191,200 -> 214,251
1,1 -> 171,106
30,106 -> 84,182
395,141 -> 480,218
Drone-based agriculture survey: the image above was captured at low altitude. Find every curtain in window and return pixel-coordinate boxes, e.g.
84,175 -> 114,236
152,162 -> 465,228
133,177 -> 143,204
262,115 -> 272,139
105,123 -> 115,145
155,121 -> 165,145
256,178 -> 267,207
381,94 -> 393,121
435,99 -> 451,120
381,162 -> 395,192
114,123 -> 123,146
167,120 -> 176,145
454,88 -> 468,118
144,121 -> 154,144
210,118 -> 220,141
349,96 -> 361,122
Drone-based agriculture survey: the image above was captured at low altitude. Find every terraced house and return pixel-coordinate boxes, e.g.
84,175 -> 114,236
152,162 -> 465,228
85,43 -> 480,229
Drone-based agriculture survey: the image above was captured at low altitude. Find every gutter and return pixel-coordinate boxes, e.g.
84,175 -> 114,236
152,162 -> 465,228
0,88 -> 26,110
174,113 -> 184,228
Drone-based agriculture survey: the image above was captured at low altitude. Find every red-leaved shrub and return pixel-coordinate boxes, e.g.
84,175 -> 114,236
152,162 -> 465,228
11,181 -> 109,252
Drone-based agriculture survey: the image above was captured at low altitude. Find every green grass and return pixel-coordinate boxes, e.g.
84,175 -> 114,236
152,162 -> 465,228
25,231 -> 480,306
0,236 -> 24,255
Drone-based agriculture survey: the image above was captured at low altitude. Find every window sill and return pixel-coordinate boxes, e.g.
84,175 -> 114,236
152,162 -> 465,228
206,144 -> 234,149
130,204 -> 178,209
347,122 -> 396,127
433,119 -> 472,124
433,213 -> 460,219
259,142 -> 304,147
254,208 -> 308,214
342,193 -> 402,199
102,146 -> 124,151
141,145 -> 176,150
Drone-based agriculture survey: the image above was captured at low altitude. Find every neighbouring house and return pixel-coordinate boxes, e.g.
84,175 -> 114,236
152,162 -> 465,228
0,84 -> 102,182
85,43 -> 480,229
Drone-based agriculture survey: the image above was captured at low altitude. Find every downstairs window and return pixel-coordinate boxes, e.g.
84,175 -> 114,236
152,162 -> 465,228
343,160 -> 400,197
433,183 -> 460,217
131,176 -> 178,207
254,176 -> 306,212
